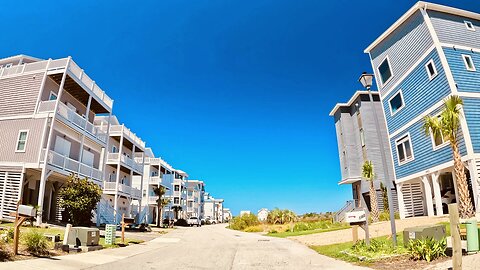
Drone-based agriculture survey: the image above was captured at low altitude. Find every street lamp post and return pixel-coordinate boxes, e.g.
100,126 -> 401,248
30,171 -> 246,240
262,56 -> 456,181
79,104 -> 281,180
359,72 -> 398,246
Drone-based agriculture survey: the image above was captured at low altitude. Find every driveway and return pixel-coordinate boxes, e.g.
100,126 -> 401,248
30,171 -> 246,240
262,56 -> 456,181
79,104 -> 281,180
0,224 -> 369,270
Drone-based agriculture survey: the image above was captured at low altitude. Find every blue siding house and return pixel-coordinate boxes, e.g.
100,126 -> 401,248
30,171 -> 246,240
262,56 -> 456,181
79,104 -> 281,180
365,1 -> 480,218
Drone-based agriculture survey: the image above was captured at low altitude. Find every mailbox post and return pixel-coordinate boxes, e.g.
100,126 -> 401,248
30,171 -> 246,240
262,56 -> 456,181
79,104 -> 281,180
10,202 -> 37,255
345,209 -> 369,245
121,214 -> 135,245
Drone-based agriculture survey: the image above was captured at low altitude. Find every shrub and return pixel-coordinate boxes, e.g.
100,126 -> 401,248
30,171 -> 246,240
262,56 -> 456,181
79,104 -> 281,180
244,225 -> 263,232
407,237 -> 446,262
229,213 -> 259,231
267,208 -> 297,224
58,175 -> 102,226
0,240 -> 11,261
22,230 -> 50,255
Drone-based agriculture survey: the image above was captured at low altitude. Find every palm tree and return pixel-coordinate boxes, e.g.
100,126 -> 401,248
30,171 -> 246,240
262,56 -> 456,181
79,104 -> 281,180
422,95 -> 475,218
153,185 -> 166,227
172,205 -> 182,219
362,160 -> 379,222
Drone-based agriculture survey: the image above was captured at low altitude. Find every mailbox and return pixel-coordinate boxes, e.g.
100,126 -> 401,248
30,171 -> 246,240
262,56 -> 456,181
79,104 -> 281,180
344,210 -> 366,223
123,217 -> 135,224
18,205 -> 36,217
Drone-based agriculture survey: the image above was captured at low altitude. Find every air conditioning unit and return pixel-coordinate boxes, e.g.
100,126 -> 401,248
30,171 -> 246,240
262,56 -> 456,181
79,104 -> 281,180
403,224 -> 446,247
344,210 -> 367,223
67,227 -> 100,246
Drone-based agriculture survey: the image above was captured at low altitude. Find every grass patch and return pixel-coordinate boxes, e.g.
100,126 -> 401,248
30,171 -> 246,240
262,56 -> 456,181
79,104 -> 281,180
99,237 -> 144,249
311,233 -> 407,265
267,225 -> 350,238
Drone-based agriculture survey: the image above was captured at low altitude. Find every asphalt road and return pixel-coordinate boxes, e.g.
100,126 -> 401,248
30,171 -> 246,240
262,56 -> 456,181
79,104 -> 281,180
1,224 -> 369,270
90,224 -> 368,270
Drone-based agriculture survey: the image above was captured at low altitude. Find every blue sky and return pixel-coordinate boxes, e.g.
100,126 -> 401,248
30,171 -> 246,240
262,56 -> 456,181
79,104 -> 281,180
1,0 -> 479,215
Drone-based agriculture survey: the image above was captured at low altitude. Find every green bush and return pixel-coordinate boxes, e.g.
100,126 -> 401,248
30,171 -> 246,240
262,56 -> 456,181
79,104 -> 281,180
244,225 -> 263,232
292,220 -> 344,232
407,237 -> 446,262
22,230 -> 50,255
229,213 -> 259,231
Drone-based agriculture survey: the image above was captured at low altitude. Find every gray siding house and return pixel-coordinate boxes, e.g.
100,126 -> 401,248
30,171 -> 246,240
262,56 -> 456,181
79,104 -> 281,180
330,91 -> 398,217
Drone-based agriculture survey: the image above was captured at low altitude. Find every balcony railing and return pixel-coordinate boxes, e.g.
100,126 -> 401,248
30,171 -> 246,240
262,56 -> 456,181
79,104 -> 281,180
38,101 -> 107,143
0,58 -> 113,109
46,150 -> 102,181
149,176 -> 161,185
103,182 -> 142,199
107,153 -> 143,173
148,196 -> 158,204
107,125 -> 145,149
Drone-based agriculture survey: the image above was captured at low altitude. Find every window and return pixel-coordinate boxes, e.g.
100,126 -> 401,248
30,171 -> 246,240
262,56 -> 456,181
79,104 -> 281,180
49,92 -> 57,101
378,56 -> 393,85
174,185 -> 180,191
389,91 -> 404,115
462,55 -> 476,71
15,130 -> 29,152
465,21 -> 475,31
359,128 -> 365,147
174,197 -> 179,204
112,146 -> 117,153
429,115 -> 448,150
425,59 -> 438,80
395,134 -> 414,164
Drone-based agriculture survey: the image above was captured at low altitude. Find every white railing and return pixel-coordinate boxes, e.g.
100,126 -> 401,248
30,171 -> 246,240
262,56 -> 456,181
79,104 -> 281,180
46,150 -> 102,181
103,182 -> 141,199
107,153 -> 143,173
37,100 -> 56,113
107,153 -> 119,163
148,196 -> 158,204
108,125 -> 145,149
0,58 -> 113,109
55,102 -> 108,144
38,101 -> 107,143
149,176 -> 161,185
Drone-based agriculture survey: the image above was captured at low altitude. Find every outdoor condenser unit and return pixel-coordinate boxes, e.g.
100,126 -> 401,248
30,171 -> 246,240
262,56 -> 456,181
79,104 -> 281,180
67,227 -> 100,246
403,224 -> 446,247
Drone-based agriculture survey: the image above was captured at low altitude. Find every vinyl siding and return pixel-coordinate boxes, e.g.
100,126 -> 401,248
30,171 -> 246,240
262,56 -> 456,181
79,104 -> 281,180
0,72 -> 44,117
0,118 -> 46,163
463,97 -> 480,153
443,47 -> 480,93
370,10 -> 434,97
391,117 -> 466,179
382,50 -> 451,134
360,99 -> 395,186
429,10 -> 480,49
334,111 -> 362,180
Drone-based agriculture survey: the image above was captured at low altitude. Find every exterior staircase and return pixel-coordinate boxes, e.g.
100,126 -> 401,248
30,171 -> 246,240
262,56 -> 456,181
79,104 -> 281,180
334,200 -> 355,222
97,199 -> 118,225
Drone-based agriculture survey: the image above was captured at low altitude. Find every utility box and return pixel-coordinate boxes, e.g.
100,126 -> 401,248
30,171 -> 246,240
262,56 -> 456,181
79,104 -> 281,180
403,224 -> 446,247
67,227 -> 100,246
344,210 -> 367,223
105,224 -> 116,245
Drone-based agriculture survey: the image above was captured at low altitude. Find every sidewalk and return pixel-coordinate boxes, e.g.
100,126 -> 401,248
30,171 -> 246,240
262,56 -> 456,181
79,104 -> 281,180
0,236 -> 175,270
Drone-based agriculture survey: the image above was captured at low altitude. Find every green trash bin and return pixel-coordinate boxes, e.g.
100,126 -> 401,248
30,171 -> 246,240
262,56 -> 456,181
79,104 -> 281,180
465,219 -> 479,253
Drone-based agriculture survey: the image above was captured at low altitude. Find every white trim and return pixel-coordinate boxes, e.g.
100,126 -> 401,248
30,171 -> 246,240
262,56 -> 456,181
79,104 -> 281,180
462,54 -> 476,71
377,45 -> 436,99
425,59 -> 438,80
464,20 -> 476,31
441,43 -> 480,54
378,55 -> 394,87
329,91 -> 374,116
365,1 -> 480,53
15,130 -> 29,153
428,115 -> 449,151
388,90 -> 405,116
395,132 -> 414,165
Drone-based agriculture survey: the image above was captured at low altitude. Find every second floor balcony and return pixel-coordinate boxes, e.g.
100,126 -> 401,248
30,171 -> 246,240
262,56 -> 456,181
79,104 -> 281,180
43,149 -> 102,182
103,182 -> 142,199
107,153 -> 143,174
107,125 -> 145,149
38,101 -> 108,144
149,176 -> 161,185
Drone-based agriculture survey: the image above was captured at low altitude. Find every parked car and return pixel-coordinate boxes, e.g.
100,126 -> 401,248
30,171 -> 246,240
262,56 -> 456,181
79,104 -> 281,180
187,217 -> 201,227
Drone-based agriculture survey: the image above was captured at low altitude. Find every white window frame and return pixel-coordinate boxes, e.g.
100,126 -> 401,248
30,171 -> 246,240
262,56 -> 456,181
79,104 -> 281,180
49,91 -> 58,101
425,59 -> 438,80
462,54 -> 476,71
377,56 -> 394,87
359,128 -> 365,147
428,115 -> 449,151
112,145 -> 117,153
15,130 -> 29,153
464,20 -> 475,31
388,90 -> 405,116
395,133 -> 414,165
